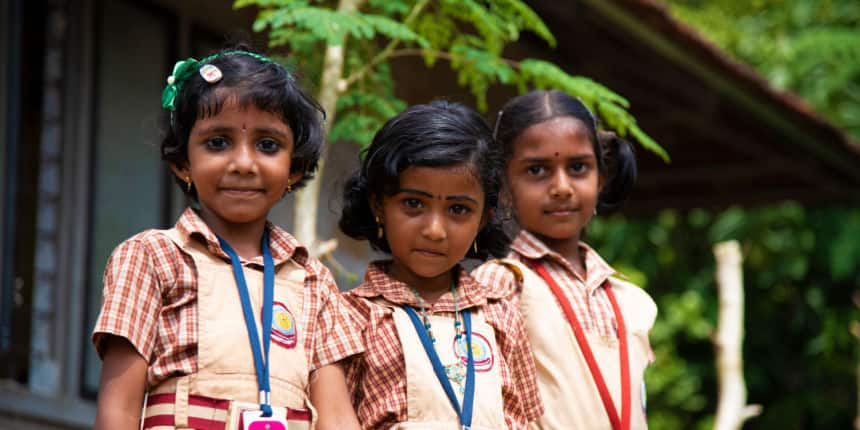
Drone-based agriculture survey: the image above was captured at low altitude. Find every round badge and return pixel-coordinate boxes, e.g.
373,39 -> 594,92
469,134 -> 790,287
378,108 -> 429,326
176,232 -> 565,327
453,332 -> 494,372
271,301 -> 297,349
199,64 -> 223,83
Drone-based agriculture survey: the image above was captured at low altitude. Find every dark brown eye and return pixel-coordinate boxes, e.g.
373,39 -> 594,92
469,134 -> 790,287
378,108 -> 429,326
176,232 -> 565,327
204,137 -> 229,151
257,138 -> 281,154
527,165 -> 545,176
450,204 -> 472,216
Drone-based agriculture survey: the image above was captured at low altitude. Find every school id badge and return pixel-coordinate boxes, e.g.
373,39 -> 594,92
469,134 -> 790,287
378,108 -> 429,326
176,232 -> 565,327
242,409 -> 288,430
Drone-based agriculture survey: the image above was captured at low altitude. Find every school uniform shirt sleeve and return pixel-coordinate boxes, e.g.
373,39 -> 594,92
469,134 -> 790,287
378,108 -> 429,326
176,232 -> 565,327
471,260 -> 522,307
92,237 -> 163,361
340,284 -> 405,429
485,298 -> 544,427
306,260 -> 365,370
341,293 -> 370,408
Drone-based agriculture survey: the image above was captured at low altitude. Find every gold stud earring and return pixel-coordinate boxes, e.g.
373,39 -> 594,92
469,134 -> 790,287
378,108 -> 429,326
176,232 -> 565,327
286,181 -> 292,194
375,216 -> 383,239
473,240 -> 478,254
185,176 -> 192,193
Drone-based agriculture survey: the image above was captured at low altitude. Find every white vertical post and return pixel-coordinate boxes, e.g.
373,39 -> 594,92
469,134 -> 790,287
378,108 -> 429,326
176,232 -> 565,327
713,240 -> 761,430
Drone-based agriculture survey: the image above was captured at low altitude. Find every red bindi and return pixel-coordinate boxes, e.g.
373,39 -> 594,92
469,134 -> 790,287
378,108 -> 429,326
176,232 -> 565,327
554,152 -> 559,157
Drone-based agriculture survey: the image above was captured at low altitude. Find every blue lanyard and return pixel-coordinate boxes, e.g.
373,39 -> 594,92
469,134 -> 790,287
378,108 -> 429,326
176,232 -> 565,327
403,306 -> 475,427
218,230 -> 275,417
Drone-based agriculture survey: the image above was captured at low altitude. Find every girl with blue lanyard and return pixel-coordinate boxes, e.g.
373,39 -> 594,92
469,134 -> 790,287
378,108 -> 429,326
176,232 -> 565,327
92,46 -> 363,429
337,101 -> 544,429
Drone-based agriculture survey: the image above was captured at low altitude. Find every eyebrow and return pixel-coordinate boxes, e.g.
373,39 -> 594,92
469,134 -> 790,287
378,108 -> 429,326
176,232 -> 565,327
397,188 -> 480,204
520,154 -> 595,163
192,125 -> 291,140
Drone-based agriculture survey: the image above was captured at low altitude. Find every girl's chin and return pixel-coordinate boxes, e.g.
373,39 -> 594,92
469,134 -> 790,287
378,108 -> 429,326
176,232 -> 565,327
529,226 -> 582,240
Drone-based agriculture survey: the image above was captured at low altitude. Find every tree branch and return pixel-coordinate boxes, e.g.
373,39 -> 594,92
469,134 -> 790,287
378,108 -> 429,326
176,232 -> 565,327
387,48 -> 522,69
343,47 -> 522,89
340,0 -> 432,89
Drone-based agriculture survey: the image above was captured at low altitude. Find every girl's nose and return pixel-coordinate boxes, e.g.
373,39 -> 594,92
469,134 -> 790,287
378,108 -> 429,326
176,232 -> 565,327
230,141 -> 257,173
549,169 -> 573,199
422,213 -> 447,241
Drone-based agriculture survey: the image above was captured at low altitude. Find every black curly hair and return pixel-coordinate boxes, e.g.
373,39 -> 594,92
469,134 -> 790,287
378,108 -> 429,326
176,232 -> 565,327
339,100 -> 510,260
160,45 -> 325,200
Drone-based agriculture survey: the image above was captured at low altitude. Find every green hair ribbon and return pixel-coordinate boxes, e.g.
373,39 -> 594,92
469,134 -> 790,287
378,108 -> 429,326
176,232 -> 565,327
161,50 -> 276,112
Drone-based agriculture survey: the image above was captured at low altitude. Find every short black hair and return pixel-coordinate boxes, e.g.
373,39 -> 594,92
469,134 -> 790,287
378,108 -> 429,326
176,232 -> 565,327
160,44 -> 325,200
339,100 -> 509,259
494,90 -> 637,212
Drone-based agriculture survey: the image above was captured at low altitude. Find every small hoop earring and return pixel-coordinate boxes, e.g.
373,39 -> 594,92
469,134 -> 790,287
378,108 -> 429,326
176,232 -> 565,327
473,240 -> 478,254
375,216 -> 383,239
185,176 -> 192,193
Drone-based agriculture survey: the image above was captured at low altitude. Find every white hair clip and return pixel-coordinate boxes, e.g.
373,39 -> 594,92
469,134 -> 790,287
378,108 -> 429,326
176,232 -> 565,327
199,64 -> 222,84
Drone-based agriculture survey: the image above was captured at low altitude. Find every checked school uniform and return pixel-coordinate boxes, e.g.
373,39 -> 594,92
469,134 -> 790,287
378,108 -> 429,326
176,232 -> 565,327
93,208 -> 363,429
472,231 -> 657,430
342,262 -> 543,429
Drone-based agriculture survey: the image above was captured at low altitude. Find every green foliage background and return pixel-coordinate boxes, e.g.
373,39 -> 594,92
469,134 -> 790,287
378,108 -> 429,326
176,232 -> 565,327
582,1 -> 860,428
668,0 -> 860,139
589,205 -> 860,428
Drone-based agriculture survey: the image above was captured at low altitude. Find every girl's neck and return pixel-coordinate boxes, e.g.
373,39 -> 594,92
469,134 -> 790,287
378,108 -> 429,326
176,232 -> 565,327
387,262 -> 454,306
198,209 -> 268,261
536,233 -> 587,279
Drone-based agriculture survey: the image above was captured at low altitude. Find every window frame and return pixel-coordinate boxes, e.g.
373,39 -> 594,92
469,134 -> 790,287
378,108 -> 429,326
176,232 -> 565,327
0,0 -> 230,427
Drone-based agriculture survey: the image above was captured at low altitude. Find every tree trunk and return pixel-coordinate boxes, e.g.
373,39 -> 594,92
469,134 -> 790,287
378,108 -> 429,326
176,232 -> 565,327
713,240 -> 761,430
291,0 -> 364,257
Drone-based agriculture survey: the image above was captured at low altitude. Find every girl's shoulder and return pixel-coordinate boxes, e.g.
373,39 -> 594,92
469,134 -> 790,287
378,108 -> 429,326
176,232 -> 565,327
341,281 -> 387,309
102,229 -> 187,294
110,228 -> 183,262
471,258 -> 523,301
339,281 -> 394,327
607,275 -> 658,332
265,223 -> 336,288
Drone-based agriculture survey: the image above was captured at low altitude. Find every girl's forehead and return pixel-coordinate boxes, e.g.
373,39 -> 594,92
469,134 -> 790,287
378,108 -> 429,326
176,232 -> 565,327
197,87 -> 285,119
513,117 -> 594,156
397,164 -> 484,194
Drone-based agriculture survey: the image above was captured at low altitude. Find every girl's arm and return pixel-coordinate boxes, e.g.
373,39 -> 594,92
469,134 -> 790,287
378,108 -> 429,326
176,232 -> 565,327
94,335 -> 148,430
309,362 -> 361,430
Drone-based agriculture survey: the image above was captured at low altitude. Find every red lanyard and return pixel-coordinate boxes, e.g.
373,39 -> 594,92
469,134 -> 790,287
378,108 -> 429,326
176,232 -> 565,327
526,260 -> 631,430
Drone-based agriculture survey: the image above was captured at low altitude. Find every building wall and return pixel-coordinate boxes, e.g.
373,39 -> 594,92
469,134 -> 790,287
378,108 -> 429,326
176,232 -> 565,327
0,0 -> 304,428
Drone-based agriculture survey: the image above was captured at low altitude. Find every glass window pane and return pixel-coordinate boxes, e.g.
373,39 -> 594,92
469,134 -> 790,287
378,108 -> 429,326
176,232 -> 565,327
81,0 -> 170,396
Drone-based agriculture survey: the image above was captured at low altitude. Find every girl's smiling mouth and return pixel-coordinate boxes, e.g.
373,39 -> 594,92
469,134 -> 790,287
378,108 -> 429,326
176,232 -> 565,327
220,187 -> 265,197
544,206 -> 578,216
414,248 -> 446,257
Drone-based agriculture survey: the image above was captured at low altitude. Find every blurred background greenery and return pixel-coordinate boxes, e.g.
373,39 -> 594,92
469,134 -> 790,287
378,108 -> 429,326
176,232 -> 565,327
587,1 -> 860,428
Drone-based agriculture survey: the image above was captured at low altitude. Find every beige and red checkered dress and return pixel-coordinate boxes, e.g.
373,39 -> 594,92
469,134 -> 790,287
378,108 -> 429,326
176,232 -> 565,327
92,208 -> 364,388
342,262 -> 543,429
472,230 -> 622,339
472,230 -> 657,429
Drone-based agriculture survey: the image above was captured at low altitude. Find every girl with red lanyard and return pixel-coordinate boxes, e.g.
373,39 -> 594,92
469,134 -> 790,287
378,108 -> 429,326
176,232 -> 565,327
337,101 -> 544,429
92,47 -> 363,430
472,90 -> 658,430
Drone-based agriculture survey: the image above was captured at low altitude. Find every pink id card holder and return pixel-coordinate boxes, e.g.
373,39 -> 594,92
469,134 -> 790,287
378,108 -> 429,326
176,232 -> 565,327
241,410 -> 287,430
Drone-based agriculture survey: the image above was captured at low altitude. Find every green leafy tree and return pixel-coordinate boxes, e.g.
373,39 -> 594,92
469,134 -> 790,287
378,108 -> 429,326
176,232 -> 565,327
584,3 -> 860,428
667,0 -> 860,139
235,0 -> 667,257
588,205 -> 860,429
